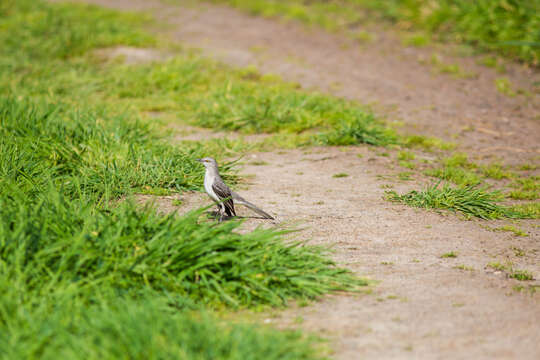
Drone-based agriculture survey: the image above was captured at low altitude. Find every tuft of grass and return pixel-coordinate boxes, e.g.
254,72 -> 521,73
513,285 -> 539,294
481,163 -> 513,180
397,172 -> 413,181
403,33 -> 430,47
487,263 -> 534,281
509,270 -> 534,281
425,153 -> 482,187
397,151 -> 415,161
424,54 -> 476,78
386,182 -> 521,219
332,173 -> 349,178
494,225 -> 528,237
508,177 -> 539,200
495,78 -> 517,97
487,262 -> 507,271
510,202 -> 540,219
440,252 -> 458,258
399,161 -> 416,169
171,198 -> 183,206
403,135 -> 456,151
477,56 -> 507,73
518,163 -> 537,171
313,112 -> 398,146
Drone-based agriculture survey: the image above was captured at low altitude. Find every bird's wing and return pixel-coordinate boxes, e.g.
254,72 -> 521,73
212,179 -> 236,216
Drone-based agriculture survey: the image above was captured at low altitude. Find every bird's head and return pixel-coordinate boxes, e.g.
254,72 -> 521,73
196,157 -> 218,169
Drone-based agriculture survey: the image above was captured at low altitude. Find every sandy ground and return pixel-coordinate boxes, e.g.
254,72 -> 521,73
66,0 -> 539,358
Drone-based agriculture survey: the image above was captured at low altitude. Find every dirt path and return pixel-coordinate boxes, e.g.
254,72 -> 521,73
71,0 -> 539,358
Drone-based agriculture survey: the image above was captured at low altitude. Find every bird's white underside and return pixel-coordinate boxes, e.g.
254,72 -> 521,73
203,170 -> 220,204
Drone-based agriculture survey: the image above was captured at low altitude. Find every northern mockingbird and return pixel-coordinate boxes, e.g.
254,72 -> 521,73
197,157 -> 274,221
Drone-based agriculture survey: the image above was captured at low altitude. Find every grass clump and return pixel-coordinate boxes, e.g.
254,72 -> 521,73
495,77 -> 517,97
386,182 -> 521,220
481,162 -> 513,180
494,225 -> 528,237
508,177 -> 539,200
487,263 -> 534,281
487,262 -> 507,271
332,173 -> 349,178
509,270 -> 534,281
403,135 -> 456,151
440,252 -> 458,258
509,202 -> 540,219
397,150 -> 415,161
425,153 -> 481,187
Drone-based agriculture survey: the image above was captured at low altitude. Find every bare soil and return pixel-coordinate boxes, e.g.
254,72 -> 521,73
68,0 -> 539,358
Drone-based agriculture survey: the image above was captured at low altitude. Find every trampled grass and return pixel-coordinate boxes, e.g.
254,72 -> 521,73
0,0 -> 366,357
386,182 -> 524,219
209,0 -> 540,65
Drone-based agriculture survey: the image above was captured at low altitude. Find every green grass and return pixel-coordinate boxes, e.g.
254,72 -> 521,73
0,1 -> 367,357
208,0 -> 540,65
0,295 -> 323,360
332,173 -> 349,178
487,263 -> 534,281
494,225 -> 528,237
0,97 -> 213,199
481,162 -> 513,180
508,177 -> 539,200
421,54 -> 476,78
495,77 -> 517,97
509,270 -> 534,281
403,135 -> 456,151
424,154 -> 517,187
386,182 -> 525,219
509,203 -> 540,219
487,262 -> 507,271
440,252 -> 458,258
425,153 -> 482,187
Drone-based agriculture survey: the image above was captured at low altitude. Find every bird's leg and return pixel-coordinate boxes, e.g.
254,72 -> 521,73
218,204 -> 225,222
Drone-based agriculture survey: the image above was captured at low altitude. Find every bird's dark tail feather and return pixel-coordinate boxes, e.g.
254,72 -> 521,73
232,192 -> 274,220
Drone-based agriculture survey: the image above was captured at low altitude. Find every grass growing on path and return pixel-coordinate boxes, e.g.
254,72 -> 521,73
386,183 -> 526,220
209,0 -> 540,65
0,1 -> 366,357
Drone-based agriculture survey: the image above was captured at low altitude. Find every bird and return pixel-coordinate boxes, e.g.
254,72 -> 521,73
197,157 -> 274,221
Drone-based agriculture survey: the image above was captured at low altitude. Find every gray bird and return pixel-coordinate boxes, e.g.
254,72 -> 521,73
197,157 -> 274,221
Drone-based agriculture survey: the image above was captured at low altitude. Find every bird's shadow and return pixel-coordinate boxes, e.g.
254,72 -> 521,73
206,210 -> 271,221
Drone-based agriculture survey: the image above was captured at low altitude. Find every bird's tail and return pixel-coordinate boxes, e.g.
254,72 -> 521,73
232,192 -> 274,220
